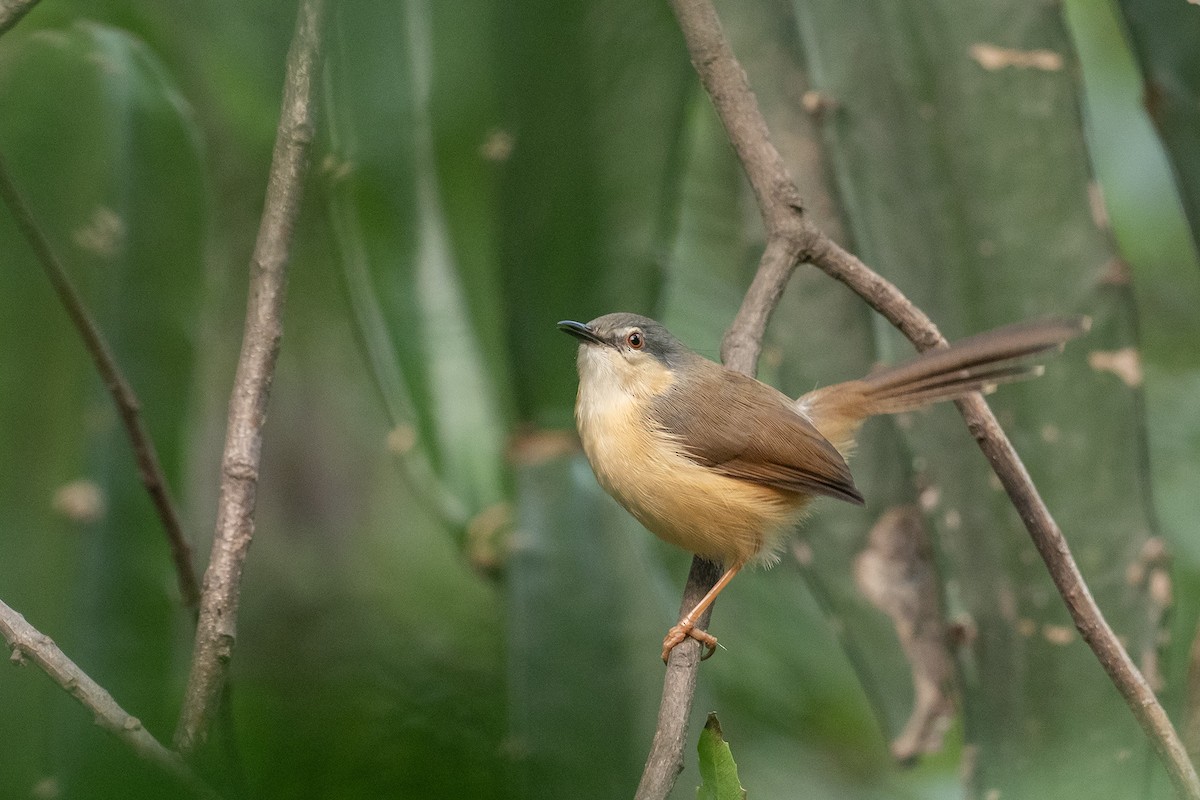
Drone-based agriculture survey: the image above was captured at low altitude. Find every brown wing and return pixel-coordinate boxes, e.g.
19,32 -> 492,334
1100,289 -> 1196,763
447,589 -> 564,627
650,365 -> 864,505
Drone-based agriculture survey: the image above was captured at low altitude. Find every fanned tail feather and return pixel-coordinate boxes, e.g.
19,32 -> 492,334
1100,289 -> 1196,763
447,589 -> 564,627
800,316 -> 1089,453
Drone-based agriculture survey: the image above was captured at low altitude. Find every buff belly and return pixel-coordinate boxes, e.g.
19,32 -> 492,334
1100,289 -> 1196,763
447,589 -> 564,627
576,373 -> 810,566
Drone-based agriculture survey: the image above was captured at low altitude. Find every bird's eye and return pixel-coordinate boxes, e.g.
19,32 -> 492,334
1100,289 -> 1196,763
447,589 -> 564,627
626,331 -> 644,350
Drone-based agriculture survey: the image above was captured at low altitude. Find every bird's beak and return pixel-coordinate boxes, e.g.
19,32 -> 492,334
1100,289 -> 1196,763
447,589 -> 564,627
557,320 -> 605,346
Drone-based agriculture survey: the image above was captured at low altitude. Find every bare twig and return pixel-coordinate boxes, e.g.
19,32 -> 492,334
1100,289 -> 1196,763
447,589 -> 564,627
650,1 -> 1200,799
0,154 -> 201,610
174,0 -> 326,755
0,597 -> 220,799
0,0 -> 39,36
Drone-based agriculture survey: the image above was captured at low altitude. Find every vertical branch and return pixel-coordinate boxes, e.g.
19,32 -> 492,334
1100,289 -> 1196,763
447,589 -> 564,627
0,598 -> 220,799
0,154 -> 201,610
640,2 -> 819,793
647,1 -> 1200,799
174,0 -> 327,755
635,558 -> 723,800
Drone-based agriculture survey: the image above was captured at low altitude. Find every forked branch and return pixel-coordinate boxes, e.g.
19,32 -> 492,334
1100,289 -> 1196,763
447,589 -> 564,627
640,1 -> 1200,799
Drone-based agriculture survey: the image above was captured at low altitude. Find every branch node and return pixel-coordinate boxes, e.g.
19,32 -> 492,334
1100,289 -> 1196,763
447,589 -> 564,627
655,2 -> 1200,799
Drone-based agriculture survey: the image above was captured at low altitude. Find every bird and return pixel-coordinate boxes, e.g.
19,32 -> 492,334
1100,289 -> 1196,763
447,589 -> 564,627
558,312 -> 1086,662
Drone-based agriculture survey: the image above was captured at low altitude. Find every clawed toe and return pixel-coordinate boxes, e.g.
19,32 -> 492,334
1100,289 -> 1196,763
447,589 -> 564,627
661,622 -> 719,663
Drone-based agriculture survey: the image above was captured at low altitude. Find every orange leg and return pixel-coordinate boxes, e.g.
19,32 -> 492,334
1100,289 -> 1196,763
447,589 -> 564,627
661,563 -> 743,663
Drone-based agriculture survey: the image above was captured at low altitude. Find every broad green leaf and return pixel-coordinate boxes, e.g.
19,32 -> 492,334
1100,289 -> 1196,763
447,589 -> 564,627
229,379 -> 508,799
0,19 -> 204,798
1108,0 -> 1200,256
787,1 -> 1164,797
505,450 -> 671,800
496,0 -> 693,424
324,0 -> 508,530
1066,0 -> 1200,751
697,713 -> 748,800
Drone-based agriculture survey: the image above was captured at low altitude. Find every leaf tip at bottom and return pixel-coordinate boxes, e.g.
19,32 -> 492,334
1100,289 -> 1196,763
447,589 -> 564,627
697,712 -> 747,800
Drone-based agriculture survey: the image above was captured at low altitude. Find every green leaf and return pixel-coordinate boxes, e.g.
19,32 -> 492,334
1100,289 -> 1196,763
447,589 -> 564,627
786,1 -> 1166,797
324,0 -> 509,528
697,713 -> 748,800
495,0 -> 692,424
504,450 -> 670,799
1109,0 -> 1200,256
1066,0 -> 1200,760
0,18 -> 205,798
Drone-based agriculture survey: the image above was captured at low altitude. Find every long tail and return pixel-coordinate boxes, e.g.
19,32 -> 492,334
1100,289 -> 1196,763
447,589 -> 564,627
798,316 -> 1089,454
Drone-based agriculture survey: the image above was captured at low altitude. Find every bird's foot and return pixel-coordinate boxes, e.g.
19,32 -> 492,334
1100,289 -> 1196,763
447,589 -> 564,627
661,621 -> 718,663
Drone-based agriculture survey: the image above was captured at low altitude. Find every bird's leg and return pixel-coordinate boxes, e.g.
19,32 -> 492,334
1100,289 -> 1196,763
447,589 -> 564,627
661,563 -> 743,663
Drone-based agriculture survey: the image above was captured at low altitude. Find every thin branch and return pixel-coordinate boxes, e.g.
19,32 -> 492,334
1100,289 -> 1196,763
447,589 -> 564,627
173,0 -> 326,756
0,154 -> 201,610
0,597 -> 220,799
0,0 -> 39,36
636,558 -> 723,800
650,1 -> 1200,799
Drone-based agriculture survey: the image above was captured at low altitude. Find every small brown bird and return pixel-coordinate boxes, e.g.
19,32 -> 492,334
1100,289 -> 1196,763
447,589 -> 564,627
559,313 -> 1086,662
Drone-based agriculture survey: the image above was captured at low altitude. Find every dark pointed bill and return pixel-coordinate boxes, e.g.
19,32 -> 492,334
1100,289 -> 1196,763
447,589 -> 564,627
557,320 -> 605,346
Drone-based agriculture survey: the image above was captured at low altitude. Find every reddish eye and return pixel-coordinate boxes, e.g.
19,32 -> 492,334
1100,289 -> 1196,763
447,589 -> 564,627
626,331 -> 644,349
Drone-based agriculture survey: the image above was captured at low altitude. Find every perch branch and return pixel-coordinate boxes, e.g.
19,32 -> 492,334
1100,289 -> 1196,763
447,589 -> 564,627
645,1 -> 1200,799
805,234 -> 1197,799
0,153 -> 201,610
174,0 -> 326,755
0,597 -> 219,799
0,0 -> 38,36
635,558 -> 723,800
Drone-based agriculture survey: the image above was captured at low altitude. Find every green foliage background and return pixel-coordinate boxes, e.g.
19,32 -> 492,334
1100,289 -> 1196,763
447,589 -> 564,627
0,1 -> 1197,799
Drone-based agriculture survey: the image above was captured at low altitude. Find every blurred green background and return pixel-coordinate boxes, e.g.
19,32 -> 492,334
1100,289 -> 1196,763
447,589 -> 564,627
1,0 -> 1198,798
